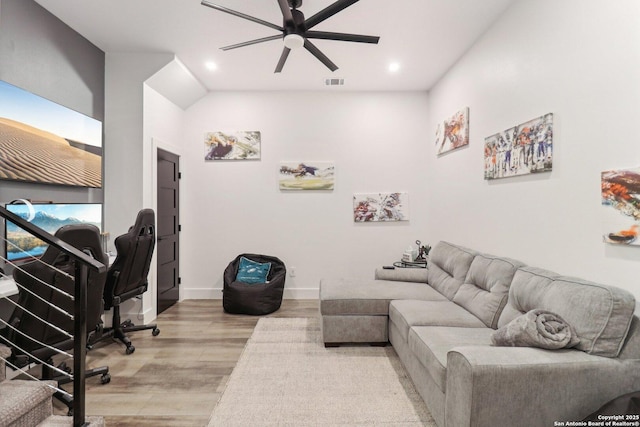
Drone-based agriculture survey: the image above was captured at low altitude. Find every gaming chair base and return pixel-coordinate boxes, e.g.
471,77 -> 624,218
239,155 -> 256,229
93,305 -> 160,355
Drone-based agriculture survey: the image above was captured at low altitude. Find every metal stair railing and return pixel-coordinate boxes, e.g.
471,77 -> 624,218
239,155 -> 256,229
0,205 -> 106,427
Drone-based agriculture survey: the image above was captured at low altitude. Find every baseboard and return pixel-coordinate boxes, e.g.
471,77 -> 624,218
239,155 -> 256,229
182,287 -> 319,300
108,305 -> 155,326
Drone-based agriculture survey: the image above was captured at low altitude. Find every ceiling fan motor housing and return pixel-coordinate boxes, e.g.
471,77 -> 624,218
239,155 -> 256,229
284,9 -> 306,36
288,0 -> 302,9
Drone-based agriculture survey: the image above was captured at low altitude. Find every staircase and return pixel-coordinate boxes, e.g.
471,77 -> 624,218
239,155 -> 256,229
0,344 -> 105,426
0,343 -> 55,426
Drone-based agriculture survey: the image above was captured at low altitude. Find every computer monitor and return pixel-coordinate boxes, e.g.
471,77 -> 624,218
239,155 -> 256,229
4,202 -> 102,262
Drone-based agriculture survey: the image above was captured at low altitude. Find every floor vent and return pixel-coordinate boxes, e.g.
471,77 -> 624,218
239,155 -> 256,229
325,78 -> 345,86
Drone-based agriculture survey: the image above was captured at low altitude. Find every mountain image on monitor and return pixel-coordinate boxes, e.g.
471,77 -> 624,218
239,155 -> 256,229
5,203 -> 102,261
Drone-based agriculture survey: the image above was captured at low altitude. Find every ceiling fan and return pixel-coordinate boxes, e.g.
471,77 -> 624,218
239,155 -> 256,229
201,0 -> 380,73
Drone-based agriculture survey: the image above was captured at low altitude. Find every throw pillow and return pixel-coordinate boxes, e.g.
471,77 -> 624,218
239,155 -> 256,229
491,309 -> 580,350
236,257 -> 271,284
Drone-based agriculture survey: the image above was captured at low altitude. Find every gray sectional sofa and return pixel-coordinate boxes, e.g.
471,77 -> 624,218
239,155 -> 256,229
319,241 -> 640,427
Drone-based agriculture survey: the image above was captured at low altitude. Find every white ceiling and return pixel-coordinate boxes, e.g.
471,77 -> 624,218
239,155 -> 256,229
34,0 -> 515,92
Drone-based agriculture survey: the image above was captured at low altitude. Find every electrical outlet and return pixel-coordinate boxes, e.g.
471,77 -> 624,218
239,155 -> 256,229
290,267 -> 296,277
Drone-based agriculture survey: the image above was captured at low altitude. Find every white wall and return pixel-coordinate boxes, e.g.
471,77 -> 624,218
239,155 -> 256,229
142,85 -> 186,317
104,52 -> 174,241
426,0 -> 640,300
181,91 -> 429,298
104,52 -> 174,320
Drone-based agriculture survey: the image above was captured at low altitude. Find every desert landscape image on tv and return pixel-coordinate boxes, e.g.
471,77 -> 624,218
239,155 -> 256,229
0,80 -> 103,188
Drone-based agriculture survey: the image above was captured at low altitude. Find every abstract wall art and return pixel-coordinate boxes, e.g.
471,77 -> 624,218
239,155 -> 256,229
484,113 -> 553,180
601,167 -> 640,245
278,162 -> 335,190
0,80 -> 103,188
353,192 -> 409,222
204,131 -> 261,161
435,107 -> 469,155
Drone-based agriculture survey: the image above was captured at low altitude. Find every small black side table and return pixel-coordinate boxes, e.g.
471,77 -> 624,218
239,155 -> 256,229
393,260 -> 427,268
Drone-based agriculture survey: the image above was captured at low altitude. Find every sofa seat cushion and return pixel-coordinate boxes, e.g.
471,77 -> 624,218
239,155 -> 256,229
453,253 -> 525,328
320,277 -> 446,316
389,299 -> 486,343
408,326 -> 495,392
499,267 -> 637,358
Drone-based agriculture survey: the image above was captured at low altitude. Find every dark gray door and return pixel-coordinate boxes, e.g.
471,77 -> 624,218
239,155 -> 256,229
156,148 -> 180,314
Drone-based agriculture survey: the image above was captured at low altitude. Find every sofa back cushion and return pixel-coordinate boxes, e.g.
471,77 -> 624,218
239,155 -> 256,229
427,241 -> 476,300
453,254 -> 525,328
499,266 -> 636,358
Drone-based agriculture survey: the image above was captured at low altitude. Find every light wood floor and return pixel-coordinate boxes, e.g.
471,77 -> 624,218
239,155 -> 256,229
53,299 -> 320,426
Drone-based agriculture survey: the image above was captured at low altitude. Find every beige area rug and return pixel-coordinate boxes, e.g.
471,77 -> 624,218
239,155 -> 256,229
207,317 -> 436,426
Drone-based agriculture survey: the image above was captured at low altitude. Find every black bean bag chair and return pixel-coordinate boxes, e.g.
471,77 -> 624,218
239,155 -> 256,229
223,253 -> 286,315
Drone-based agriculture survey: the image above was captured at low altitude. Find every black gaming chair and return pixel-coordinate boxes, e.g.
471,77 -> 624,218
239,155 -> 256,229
96,208 -> 159,355
2,224 -> 111,410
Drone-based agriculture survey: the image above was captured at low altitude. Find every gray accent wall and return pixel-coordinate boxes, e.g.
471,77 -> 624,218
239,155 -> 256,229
0,0 -> 105,204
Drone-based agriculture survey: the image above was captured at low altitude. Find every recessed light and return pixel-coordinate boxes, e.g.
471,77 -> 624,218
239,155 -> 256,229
388,62 -> 400,73
205,61 -> 218,71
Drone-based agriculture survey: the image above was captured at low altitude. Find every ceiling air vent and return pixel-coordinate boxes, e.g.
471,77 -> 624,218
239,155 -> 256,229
325,78 -> 345,86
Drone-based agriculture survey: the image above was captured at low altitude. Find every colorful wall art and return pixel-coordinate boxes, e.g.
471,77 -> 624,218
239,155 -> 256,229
204,131 -> 261,160
601,168 -> 640,245
279,162 -> 335,190
484,113 -> 553,180
0,80 -> 103,188
435,107 -> 469,155
353,192 -> 409,222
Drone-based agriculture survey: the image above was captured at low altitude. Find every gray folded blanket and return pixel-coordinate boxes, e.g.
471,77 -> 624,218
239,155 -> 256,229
491,309 -> 580,349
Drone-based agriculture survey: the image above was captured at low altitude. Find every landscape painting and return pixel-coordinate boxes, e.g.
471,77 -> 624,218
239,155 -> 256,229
278,162 -> 335,190
0,80 -> 103,188
484,113 -> 553,180
601,168 -> 640,245
435,107 -> 469,155
353,192 -> 409,222
204,131 -> 261,160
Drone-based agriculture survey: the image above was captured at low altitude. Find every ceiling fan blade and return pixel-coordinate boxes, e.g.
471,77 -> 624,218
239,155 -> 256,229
305,31 -> 379,44
303,39 -> 338,72
201,0 -> 283,32
304,0 -> 359,29
274,47 -> 292,73
277,0 -> 294,24
221,35 -> 283,51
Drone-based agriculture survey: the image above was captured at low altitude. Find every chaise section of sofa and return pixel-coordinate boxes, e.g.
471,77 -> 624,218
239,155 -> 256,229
319,274 -> 443,344
320,241 -> 480,345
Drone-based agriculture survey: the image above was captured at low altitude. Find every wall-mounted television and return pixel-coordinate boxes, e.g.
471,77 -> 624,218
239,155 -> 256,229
4,203 -> 103,262
0,80 -> 103,188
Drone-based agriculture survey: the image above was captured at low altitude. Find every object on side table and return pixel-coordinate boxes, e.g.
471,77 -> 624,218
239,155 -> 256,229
414,240 -> 431,261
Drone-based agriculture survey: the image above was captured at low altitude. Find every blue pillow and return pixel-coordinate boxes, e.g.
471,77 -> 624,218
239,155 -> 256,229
236,257 -> 271,284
